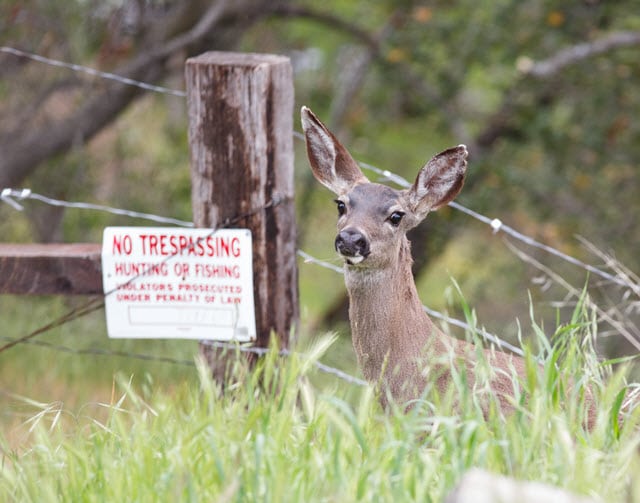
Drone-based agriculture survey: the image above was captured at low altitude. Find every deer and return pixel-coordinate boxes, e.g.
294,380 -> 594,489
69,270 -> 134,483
301,106 -> 545,419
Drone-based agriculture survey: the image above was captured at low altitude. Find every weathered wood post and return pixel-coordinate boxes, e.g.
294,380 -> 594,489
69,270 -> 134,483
185,52 -> 298,378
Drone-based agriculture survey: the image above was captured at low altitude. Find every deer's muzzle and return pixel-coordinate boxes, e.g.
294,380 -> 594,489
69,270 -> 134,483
335,228 -> 370,265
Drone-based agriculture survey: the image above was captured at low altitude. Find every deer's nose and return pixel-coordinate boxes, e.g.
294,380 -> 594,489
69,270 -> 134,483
335,229 -> 370,258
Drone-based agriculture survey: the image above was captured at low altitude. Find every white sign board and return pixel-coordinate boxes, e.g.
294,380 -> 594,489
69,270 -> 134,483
101,227 -> 256,341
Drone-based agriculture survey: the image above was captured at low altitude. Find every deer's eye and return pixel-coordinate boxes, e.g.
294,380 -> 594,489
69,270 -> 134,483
387,211 -> 405,226
335,200 -> 346,216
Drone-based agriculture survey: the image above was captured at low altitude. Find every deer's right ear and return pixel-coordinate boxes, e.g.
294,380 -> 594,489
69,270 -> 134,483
406,145 -> 468,220
301,106 -> 368,195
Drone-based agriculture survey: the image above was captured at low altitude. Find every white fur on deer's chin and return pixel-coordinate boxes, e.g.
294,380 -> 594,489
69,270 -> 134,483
344,255 -> 365,265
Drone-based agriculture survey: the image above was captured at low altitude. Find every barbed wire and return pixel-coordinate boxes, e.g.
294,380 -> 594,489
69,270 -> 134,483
297,250 -> 526,356
2,176 -> 629,295
355,160 -> 631,290
0,192 -> 525,380
0,192 -> 368,387
2,45 -> 634,370
0,334 -> 369,386
0,193 -> 291,354
3,179 -> 634,350
2,45 -> 631,291
0,188 -> 525,358
1,188 -> 194,227
200,340 -> 368,386
0,335 -> 195,367
0,46 -> 187,97
297,249 -> 343,274
0,300 -> 105,354
0,186 -> 525,360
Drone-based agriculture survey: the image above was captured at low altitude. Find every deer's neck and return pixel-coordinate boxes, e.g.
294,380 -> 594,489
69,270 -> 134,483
344,237 -> 443,384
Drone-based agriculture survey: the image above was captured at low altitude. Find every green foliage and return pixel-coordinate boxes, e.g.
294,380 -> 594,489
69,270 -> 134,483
0,295 -> 199,432
2,305 -> 640,502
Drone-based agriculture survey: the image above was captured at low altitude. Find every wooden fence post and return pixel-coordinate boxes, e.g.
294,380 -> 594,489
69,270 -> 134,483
185,52 -> 299,378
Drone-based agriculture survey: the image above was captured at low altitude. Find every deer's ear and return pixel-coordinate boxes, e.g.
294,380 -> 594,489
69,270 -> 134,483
407,145 -> 467,218
301,106 -> 368,195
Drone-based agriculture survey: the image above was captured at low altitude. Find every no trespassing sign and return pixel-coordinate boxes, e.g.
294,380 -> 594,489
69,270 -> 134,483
101,227 -> 256,341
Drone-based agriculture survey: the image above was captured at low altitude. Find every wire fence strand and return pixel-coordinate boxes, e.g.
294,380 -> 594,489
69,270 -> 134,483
2,44 -> 636,381
0,194 -> 289,354
1,188 -> 194,227
2,44 -> 629,291
0,334 -> 369,386
0,46 -> 187,97
2,185 -> 630,357
200,341 -> 369,387
0,335 -> 196,367
297,249 -> 526,357
0,193 -> 368,387
356,159 -> 631,290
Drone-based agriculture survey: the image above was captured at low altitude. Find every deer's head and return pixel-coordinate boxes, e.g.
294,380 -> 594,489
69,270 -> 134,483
301,106 -> 468,270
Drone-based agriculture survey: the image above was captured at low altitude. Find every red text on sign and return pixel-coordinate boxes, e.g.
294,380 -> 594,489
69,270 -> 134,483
111,233 -> 241,258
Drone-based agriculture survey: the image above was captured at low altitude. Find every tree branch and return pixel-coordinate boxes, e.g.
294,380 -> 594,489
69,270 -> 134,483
472,31 -> 640,157
269,5 -> 466,143
0,0 -> 263,189
525,30 -> 640,78
268,4 -> 381,53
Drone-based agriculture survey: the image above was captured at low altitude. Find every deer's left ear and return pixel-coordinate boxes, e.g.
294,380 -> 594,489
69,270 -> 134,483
406,145 -> 467,220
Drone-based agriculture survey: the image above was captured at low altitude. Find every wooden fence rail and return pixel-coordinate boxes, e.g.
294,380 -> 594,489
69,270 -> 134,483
0,243 -> 102,295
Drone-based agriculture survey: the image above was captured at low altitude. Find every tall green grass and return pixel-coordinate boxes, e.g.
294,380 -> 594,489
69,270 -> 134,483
1,299 -> 639,502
